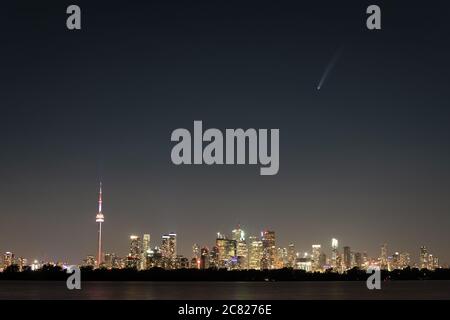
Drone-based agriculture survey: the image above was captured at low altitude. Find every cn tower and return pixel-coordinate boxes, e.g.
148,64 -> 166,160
95,182 -> 104,267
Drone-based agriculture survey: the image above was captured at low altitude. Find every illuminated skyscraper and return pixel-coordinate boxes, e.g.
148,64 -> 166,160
420,246 -> 428,269
2,252 -> 14,270
209,246 -> 219,269
287,243 -> 296,268
343,246 -> 351,270
331,238 -> 338,268
248,236 -> 263,270
232,226 -> 248,269
200,247 -> 209,269
127,235 -> 141,269
311,245 -> 321,271
354,252 -> 362,268
261,230 -> 276,269
216,233 -> 236,269
95,182 -> 105,268
319,252 -> 327,269
141,234 -> 151,269
161,233 -> 177,269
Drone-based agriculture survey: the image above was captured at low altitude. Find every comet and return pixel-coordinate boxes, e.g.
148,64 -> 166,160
317,46 -> 344,90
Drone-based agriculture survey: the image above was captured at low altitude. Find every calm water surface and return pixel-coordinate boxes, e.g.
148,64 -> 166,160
1,281 -> 450,300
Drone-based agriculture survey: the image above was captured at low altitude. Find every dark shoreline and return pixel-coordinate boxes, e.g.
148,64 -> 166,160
1,266 -> 450,281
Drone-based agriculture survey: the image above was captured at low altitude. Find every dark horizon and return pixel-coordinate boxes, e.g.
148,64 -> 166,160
1,0 -> 450,265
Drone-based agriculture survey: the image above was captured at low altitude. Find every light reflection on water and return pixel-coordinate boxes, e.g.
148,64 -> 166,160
1,281 -> 450,300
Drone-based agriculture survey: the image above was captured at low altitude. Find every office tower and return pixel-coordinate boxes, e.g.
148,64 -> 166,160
209,246 -> 219,269
362,252 -> 369,269
232,226 -> 248,269
391,252 -> 400,270
331,238 -> 338,268
103,253 -> 113,269
380,244 -> 388,270
343,246 -> 351,270
428,254 -> 435,270
261,230 -> 276,269
17,258 -> 27,272
192,244 -> 200,269
216,233 -> 237,270
319,252 -> 327,269
420,246 -> 428,269
161,233 -> 177,269
200,247 -> 210,269
127,235 -> 141,269
354,252 -> 362,268
146,246 -> 163,268
287,243 -> 296,268
311,245 -> 321,271
433,256 -> 439,270
276,247 -> 288,268
142,234 -> 151,269
2,252 -> 14,269
178,256 -> 190,269
399,252 -> 410,269
95,182 -> 105,268
192,243 -> 200,259
248,236 -> 263,270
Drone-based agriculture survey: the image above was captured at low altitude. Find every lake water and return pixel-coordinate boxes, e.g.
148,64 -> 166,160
1,281 -> 450,300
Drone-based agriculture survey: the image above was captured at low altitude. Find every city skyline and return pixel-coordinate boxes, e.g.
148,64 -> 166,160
1,1 -> 450,267
1,184 -> 446,270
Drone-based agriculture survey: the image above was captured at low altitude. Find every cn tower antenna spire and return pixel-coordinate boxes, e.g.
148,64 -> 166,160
95,181 -> 105,268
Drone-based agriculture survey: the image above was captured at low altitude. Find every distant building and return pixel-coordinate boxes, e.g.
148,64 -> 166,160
200,247 -> 209,269
331,238 -> 338,269
261,230 -> 276,269
248,236 -> 263,270
127,235 -> 141,269
287,244 -> 296,268
311,245 -> 321,271
216,233 -> 236,269
420,246 -> 428,269
142,234 -> 151,269
343,246 -> 351,270
161,233 -> 177,269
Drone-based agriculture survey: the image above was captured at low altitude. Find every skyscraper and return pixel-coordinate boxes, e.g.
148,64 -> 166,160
2,252 -> 15,270
248,236 -> 263,270
232,226 -> 248,270
420,246 -> 428,269
311,245 -> 321,271
127,235 -> 141,269
343,246 -> 351,270
161,233 -> 177,269
200,247 -> 210,269
331,238 -> 338,269
287,243 -> 296,268
142,234 -> 151,269
216,233 -> 236,269
95,182 -> 105,268
261,230 -> 276,269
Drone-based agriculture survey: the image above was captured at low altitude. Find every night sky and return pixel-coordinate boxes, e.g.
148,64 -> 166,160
1,0 -> 450,264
